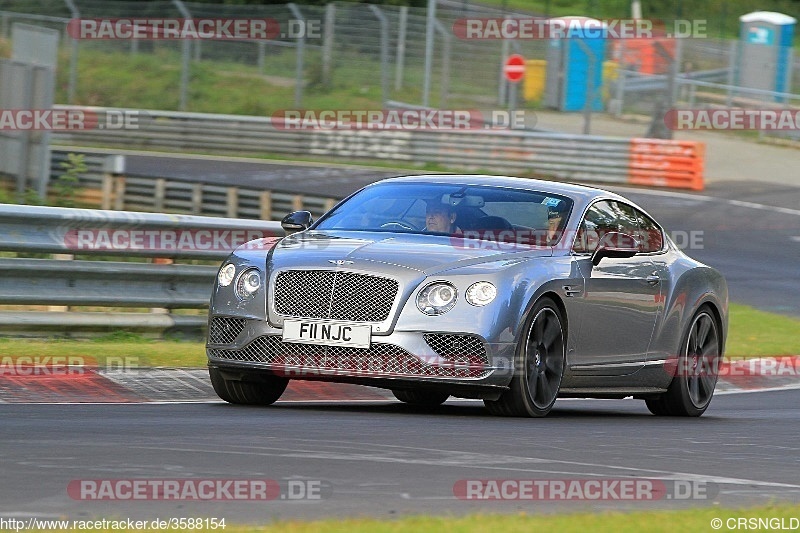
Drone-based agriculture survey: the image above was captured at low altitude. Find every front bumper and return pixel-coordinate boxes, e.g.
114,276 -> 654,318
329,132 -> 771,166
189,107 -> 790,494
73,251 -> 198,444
206,316 -> 515,393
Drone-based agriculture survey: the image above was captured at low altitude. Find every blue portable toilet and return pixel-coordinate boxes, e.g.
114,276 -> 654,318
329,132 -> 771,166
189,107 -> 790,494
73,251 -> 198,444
737,11 -> 796,97
544,16 -> 606,111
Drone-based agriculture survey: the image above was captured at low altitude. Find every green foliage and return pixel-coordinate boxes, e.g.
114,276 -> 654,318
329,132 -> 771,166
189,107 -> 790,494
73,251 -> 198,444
53,153 -> 87,208
23,188 -> 43,206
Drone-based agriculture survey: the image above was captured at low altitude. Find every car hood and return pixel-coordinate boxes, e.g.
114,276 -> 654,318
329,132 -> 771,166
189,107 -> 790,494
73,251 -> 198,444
270,230 -> 552,275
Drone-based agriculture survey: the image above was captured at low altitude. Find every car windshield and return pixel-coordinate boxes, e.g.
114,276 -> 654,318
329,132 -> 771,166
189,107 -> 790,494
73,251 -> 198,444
315,182 -> 574,246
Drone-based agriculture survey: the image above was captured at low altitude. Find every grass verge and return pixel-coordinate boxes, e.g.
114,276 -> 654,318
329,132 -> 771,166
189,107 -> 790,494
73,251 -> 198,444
31,503 -> 800,533
0,303 -> 798,368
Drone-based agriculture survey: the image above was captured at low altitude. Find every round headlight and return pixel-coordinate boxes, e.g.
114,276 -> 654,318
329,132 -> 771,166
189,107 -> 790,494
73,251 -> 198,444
416,282 -> 457,315
235,268 -> 262,299
466,281 -> 497,307
218,263 -> 236,287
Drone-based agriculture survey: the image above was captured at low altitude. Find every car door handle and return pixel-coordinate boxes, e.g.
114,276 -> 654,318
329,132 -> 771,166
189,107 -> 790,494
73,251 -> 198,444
646,275 -> 660,285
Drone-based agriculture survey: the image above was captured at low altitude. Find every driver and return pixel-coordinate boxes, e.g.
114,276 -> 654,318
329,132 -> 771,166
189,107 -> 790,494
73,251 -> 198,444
425,201 -> 461,234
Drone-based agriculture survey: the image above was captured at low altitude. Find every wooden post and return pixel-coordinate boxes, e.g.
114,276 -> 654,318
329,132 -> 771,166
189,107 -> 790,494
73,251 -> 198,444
226,187 -> 238,218
191,183 -> 203,215
260,190 -> 273,220
113,177 -> 126,211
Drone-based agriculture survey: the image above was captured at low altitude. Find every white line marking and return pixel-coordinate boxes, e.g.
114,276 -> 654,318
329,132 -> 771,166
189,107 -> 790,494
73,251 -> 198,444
611,185 -> 800,217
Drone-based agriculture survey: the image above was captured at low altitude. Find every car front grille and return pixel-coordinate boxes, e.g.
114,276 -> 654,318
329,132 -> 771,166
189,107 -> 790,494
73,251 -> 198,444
208,335 -> 490,379
274,270 -> 399,322
208,317 -> 247,345
423,333 -> 489,365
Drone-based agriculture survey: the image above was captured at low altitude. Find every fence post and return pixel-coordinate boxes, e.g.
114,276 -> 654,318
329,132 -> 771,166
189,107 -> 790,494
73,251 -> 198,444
395,6 -> 408,91
172,0 -> 192,111
434,20 -> 450,108
257,41 -> 265,74
0,12 -> 8,38
369,5 -> 389,107
63,0 -> 80,104
287,3 -> 305,108
322,3 -> 335,87
422,0 -> 436,107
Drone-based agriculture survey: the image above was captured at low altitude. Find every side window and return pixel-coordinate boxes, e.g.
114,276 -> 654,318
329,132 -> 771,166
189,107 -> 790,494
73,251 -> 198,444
573,200 -> 638,253
632,208 -> 664,253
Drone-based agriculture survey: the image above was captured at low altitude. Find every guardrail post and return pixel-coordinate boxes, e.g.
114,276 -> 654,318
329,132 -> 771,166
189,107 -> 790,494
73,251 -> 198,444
260,190 -> 273,220
48,253 -> 73,312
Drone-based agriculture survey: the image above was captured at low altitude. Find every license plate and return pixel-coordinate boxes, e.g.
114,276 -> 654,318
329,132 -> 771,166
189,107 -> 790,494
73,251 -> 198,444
282,319 -> 371,349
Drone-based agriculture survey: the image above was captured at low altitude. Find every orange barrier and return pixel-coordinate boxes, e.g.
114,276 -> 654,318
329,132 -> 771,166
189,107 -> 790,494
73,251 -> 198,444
628,139 -> 705,191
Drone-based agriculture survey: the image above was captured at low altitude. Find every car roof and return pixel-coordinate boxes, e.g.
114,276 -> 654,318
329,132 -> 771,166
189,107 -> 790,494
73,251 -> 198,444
373,174 -> 626,204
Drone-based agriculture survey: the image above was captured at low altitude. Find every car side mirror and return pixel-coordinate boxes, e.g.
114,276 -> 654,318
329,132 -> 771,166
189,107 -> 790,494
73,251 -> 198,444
591,231 -> 639,266
281,211 -> 313,234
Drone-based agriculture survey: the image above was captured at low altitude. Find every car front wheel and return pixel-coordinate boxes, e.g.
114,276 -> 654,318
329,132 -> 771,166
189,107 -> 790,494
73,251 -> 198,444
484,297 -> 565,417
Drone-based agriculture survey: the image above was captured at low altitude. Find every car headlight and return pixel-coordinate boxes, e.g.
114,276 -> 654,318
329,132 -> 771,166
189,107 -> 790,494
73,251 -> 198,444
416,282 -> 457,315
235,268 -> 262,299
466,281 -> 497,307
218,263 -> 236,287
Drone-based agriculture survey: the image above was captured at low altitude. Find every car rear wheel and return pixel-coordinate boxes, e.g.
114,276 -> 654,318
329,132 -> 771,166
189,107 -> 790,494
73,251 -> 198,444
484,297 -> 565,417
392,389 -> 450,406
209,367 -> 289,406
646,307 -> 720,417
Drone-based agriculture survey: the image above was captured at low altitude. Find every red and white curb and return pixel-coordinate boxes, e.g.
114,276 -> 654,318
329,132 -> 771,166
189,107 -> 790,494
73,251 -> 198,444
0,358 -> 797,404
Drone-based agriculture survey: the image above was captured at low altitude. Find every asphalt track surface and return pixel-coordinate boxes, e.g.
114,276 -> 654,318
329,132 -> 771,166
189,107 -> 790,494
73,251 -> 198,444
2,157 -> 800,522
2,390 -> 800,521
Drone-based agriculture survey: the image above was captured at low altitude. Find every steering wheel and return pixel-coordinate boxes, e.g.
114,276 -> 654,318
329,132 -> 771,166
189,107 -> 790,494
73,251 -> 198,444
380,220 -> 417,231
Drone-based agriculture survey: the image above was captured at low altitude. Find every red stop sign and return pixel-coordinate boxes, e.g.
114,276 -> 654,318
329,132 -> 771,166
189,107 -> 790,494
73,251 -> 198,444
504,54 -> 526,83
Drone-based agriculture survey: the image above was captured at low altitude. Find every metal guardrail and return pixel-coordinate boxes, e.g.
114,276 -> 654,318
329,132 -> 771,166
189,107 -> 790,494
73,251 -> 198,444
48,149 -> 338,220
0,203 -> 284,337
52,105 -> 705,191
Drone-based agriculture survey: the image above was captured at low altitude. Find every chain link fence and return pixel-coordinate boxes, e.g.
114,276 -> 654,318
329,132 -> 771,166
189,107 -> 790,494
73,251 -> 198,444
0,1 -> 798,140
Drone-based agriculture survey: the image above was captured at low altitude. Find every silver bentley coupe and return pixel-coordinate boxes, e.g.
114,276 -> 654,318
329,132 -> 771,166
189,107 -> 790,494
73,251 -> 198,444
207,175 -> 728,417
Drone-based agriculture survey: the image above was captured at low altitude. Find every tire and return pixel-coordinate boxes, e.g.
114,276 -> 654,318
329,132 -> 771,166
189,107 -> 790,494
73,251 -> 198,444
484,297 -> 566,417
392,389 -> 450,407
645,307 -> 721,417
209,366 -> 289,406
